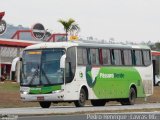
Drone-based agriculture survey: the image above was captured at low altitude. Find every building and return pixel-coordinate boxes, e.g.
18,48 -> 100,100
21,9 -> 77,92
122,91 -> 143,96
0,38 -> 41,80
0,31 -> 66,81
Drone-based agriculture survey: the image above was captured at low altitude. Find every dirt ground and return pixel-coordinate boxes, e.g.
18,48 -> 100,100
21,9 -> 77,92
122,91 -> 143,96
0,81 -> 160,108
0,81 -> 39,108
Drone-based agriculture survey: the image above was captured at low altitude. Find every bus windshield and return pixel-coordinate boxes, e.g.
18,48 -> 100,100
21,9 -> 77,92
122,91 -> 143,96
21,48 -> 65,86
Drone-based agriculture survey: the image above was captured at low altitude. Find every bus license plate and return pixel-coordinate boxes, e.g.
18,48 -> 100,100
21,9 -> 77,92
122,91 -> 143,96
37,96 -> 44,101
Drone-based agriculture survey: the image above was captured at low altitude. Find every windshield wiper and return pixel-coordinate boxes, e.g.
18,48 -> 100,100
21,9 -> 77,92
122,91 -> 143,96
28,66 -> 40,85
41,68 -> 51,84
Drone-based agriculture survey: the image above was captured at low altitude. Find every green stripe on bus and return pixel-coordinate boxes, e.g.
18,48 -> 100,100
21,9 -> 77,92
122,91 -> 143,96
29,85 -> 61,94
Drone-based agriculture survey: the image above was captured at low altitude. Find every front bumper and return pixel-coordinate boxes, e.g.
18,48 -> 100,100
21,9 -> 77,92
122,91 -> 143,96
20,92 -> 64,102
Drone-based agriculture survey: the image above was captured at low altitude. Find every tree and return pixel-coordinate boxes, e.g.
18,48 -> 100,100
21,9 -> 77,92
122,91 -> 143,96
58,18 -> 80,41
155,42 -> 160,50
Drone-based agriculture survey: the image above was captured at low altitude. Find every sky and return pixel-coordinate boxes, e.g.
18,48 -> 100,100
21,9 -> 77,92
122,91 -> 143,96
0,0 -> 160,43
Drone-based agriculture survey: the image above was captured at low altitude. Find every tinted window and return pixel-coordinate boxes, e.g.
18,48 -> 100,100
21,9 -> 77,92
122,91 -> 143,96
82,49 -> 88,64
143,50 -> 151,66
123,50 -> 132,65
65,47 -> 76,83
102,49 -> 111,65
133,50 -> 143,66
77,48 -> 88,65
111,49 -> 122,65
77,48 -> 83,65
90,48 -> 99,65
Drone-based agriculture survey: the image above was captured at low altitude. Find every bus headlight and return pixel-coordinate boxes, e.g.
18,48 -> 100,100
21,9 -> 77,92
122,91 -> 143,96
22,91 -> 28,95
20,87 -> 30,94
52,89 -> 64,93
20,91 -> 29,95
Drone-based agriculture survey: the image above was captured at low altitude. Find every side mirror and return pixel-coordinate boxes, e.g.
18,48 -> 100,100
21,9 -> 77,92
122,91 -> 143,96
19,57 -> 22,61
60,54 -> 66,68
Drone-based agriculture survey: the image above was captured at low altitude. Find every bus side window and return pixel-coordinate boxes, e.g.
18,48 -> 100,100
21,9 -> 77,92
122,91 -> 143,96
111,49 -> 122,65
90,48 -> 99,65
82,48 -> 88,65
123,50 -> 132,65
65,47 -> 76,83
77,48 -> 88,65
113,49 -> 122,65
142,50 -> 151,66
134,50 -> 143,66
102,49 -> 111,65
77,48 -> 83,65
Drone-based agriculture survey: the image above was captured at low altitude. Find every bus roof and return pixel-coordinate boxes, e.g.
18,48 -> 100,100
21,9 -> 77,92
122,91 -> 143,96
24,41 -> 150,50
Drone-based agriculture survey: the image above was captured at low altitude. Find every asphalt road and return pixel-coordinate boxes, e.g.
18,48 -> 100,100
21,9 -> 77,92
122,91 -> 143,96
18,112 -> 160,120
19,115 -> 85,120
1,103 -> 160,116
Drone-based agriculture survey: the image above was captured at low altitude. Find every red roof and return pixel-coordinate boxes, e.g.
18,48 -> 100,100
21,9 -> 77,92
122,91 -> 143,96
152,51 -> 160,56
0,12 -> 5,21
0,38 -> 41,48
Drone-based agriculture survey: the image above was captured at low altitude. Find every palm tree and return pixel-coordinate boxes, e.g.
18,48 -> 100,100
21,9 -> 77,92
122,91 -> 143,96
58,18 -> 80,41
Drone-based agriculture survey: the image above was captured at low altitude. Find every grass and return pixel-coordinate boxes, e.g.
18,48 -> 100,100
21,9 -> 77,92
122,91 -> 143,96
0,81 -> 19,92
0,80 -> 160,108
0,81 -> 39,108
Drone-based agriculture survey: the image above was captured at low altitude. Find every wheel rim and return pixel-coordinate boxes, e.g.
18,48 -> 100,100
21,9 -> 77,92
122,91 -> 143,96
130,90 -> 136,103
80,92 -> 85,103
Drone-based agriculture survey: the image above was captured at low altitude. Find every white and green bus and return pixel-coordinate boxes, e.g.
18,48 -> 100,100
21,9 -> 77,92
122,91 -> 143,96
20,42 -> 153,108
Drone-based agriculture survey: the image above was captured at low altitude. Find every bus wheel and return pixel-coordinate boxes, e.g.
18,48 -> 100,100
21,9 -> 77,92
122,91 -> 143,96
120,87 -> 136,105
91,100 -> 106,106
74,88 -> 86,107
39,101 -> 51,108
120,99 -> 129,105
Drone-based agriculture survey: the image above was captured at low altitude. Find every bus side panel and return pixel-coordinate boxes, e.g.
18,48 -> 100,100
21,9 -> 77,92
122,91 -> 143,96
85,66 -> 147,99
63,82 -> 80,100
63,67 -> 89,100
135,65 -> 153,97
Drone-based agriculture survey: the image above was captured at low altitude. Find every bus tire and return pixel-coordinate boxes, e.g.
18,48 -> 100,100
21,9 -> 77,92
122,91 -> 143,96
120,99 -> 129,105
120,87 -> 136,105
91,100 -> 106,106
39,101 -> 51,108
74,88 -> 86,107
